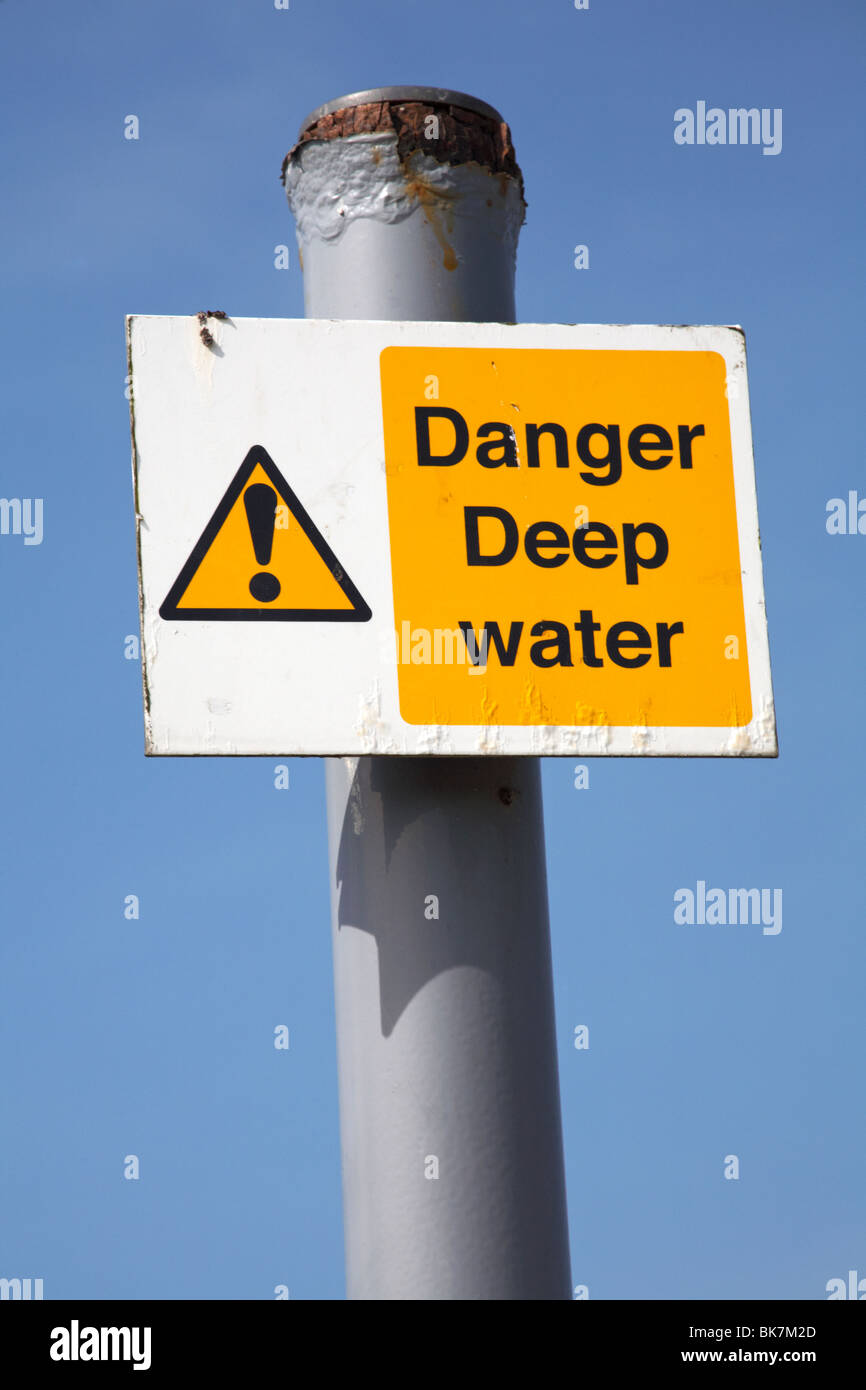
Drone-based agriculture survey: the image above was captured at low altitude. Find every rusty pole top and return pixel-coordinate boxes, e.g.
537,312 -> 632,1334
282,84 -> 523,200
298,86 -> 506,135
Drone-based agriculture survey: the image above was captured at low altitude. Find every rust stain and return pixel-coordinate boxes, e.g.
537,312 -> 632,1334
402,164 -> 459,271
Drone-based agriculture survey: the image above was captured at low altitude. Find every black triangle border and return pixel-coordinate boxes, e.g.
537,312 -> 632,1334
159,445 -> 372,622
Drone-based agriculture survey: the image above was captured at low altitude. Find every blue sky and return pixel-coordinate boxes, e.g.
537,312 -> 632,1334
0,0 -> 864,1299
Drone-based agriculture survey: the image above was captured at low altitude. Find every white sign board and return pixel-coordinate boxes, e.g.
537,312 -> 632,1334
128,316 -> 776,756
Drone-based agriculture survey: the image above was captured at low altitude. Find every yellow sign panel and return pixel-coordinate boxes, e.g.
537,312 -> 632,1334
380,347 -> 750,727
160,447 -> 371,622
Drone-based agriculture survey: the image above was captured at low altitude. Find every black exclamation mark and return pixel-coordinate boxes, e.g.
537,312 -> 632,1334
244,483 -> 281,602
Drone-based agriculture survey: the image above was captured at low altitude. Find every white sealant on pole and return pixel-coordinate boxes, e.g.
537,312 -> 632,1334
285,87 -> 572,1301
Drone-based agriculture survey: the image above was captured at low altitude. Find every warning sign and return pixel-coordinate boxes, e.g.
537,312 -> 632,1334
128,316 -> 774,756
159,446 -> 371,622
380,346 -> 753,728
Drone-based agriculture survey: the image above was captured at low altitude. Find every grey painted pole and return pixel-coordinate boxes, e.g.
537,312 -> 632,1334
284,87 -> 572,1301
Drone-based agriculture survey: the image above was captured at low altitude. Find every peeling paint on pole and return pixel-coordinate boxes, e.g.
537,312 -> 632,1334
283,90 -> 525,322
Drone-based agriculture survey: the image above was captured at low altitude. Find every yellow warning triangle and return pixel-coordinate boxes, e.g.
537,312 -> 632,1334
159,446 -> 371,621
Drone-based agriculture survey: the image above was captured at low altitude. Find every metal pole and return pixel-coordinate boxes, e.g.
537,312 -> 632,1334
284,87 -> 572,1301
